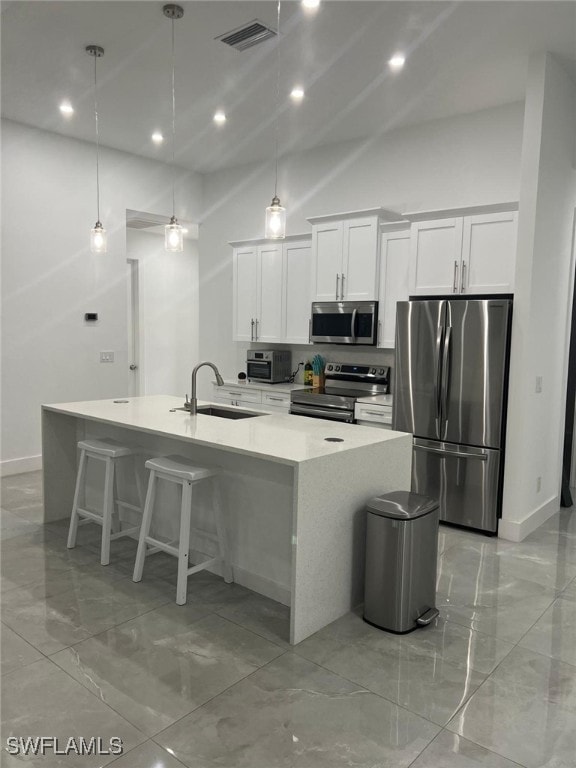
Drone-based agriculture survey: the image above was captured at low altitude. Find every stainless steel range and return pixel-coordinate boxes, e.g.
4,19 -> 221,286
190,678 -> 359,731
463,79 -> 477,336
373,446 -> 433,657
290,362 -> 390,423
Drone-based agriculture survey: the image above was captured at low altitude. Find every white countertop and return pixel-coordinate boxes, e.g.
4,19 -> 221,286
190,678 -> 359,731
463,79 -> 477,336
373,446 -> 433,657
356,394 -> 394,406
220,379 -> 305,393
43,395 -> 406,466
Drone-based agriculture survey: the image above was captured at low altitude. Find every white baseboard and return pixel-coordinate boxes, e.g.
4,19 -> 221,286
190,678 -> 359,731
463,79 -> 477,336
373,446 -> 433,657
232,566 -> 291,607
0,455 -> 42,477
499,494 -> 560,541
188,547 -> 290,606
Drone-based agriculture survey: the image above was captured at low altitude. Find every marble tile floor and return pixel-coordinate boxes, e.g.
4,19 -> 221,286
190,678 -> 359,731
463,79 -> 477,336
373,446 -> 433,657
1,471 -> 576,767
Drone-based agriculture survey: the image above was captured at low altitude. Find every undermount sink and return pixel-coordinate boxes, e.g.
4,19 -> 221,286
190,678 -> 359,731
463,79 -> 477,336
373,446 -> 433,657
176,405 -> 263,420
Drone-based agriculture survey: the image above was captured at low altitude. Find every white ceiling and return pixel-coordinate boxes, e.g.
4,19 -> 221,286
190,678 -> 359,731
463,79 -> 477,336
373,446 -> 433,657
2,1 -> 575,173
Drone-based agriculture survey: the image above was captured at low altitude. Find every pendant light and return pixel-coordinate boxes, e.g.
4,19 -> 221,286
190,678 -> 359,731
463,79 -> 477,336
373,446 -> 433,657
86,45 -> 106,253
163,3 -> 184,252
265,0 -> 286,240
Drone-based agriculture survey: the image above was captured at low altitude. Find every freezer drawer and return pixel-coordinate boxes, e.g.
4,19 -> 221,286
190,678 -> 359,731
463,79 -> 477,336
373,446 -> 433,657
412,438 -> 500,533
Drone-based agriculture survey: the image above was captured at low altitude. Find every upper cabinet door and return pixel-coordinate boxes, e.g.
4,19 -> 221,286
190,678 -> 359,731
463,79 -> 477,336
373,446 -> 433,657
256,244 -> 283,343
378,230 -> 410,348
312,221 -> 343,301
233,247 -> 258,342
409,218 -> 464,296
461,212 -> 517,294
283,241 -> 312,344
342,217 -> 379,301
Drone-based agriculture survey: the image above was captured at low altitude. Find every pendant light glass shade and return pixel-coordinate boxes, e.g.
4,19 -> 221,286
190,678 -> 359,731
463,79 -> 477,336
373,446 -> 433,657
86,45 -> 105,254
163,4 -> 184,253
165,216 -> 184,252
265,196 -> 286,239
90,221 -> 107,254
265,1 -> 286,240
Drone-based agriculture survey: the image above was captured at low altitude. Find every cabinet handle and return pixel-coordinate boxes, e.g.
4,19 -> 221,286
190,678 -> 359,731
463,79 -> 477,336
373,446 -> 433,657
250,318 -> 255,342
453,261 -> 459,293
308,319 -> 312,343
255,318 -> 259,341
335,273 -> 340,300
341,273 -> 345,300
268,396 -> 284,402
377,321 -> 382,347
461,261 -> 466,293
361,410 -> 389,417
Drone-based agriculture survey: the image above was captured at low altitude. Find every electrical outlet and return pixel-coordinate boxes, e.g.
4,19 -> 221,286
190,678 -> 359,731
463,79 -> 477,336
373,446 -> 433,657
536,476 -> 542,493
535,376 -> 543,393
100,351 -> 114,363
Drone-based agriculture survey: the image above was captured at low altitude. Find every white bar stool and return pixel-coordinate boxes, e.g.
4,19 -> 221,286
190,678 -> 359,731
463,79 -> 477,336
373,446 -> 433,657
67,437 -> 143,566
132,455 -> 233,605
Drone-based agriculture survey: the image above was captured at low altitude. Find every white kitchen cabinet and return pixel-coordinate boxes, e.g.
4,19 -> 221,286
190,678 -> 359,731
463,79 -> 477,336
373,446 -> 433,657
311,221 -> 343,301
406,204 -> 518,297
309,210 -> 399,303
212,383 -> 290,414
283,240 -> 312,344
409,218 -> 464,296
378,225 -> 410,348
342,217 -> 380,301
231,236 -> 312,344
233,246 -> 258,342
461,211 -> 517,294
257,243 -> 283,343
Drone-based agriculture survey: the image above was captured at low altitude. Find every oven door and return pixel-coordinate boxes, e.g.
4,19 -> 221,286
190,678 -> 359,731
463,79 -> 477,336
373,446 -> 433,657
247,360 -> 271,382
290,403 -> 355,422
311,302 -> 377,345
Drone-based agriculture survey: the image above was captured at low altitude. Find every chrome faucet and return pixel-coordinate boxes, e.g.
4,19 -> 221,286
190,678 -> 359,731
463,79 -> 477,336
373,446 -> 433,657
187,361 -> 225,415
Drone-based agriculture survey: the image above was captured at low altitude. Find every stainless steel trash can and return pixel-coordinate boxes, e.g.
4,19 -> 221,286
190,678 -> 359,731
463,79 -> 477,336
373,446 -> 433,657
364,490 -> 439,633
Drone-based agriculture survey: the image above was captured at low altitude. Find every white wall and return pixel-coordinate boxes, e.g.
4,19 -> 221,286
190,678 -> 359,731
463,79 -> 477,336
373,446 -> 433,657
198,102 -> 524,395
126,229 -> 199,398
1,119 -> 202,473
500,55 -> 576,540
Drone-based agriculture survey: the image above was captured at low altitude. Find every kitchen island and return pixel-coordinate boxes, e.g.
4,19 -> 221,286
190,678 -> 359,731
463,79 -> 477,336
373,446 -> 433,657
42,395 -> 411,643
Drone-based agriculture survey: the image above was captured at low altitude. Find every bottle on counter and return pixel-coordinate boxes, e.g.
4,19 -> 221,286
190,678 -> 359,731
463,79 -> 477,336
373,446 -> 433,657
304,361 -> 313,386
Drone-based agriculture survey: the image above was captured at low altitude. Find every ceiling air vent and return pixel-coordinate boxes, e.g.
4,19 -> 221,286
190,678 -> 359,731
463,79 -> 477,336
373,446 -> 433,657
216,20 -> 276,52
126,210 -> 170,230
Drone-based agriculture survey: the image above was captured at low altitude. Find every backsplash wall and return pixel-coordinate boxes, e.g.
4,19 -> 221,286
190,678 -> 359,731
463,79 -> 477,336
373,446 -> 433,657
232,341 -> 395,388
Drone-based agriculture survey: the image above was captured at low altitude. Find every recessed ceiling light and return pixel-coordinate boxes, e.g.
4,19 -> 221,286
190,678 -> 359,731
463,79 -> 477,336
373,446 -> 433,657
59,101 -> 74,115
302,0 -> 320,8
151,132 -> 164,144
290,86 -> 305,101
213,110 -> 227,125
388,54 -> 406,72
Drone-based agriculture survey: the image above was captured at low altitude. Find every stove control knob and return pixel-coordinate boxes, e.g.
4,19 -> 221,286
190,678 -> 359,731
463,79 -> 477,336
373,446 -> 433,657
371,368 -> 376,374
335,365 -> 341,372
378,368 -> 385,375
327,365 -> 333,371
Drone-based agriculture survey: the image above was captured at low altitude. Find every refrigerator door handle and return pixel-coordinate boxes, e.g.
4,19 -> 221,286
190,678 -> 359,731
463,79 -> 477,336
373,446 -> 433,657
440,326 -> 452,427
434,326 -> 443,429
413,444 -> 488,461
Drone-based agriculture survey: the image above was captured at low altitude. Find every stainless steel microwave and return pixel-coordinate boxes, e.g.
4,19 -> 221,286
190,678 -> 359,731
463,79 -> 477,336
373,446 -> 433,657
310,301 -> 378,345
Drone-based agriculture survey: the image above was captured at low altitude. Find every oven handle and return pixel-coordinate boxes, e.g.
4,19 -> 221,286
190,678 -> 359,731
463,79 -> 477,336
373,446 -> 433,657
290,404 -> 354,422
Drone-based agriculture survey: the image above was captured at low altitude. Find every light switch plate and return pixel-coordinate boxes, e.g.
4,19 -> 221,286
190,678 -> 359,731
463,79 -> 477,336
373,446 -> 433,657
100,351 -> 114,363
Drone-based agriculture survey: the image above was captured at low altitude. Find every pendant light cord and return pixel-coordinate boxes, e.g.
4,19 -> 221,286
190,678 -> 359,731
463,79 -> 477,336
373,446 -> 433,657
171,16 -> 176,219
93,53 -> 101,224
274,0 -> 281,198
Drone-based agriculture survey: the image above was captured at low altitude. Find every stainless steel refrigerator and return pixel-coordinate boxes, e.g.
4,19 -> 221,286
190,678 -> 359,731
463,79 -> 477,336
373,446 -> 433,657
393,299 -> 512,533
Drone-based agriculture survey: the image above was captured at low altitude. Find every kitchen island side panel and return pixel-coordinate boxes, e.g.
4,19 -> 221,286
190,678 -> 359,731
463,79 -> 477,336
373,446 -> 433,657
291,434 -> 412,644
41,408 -> 83,522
